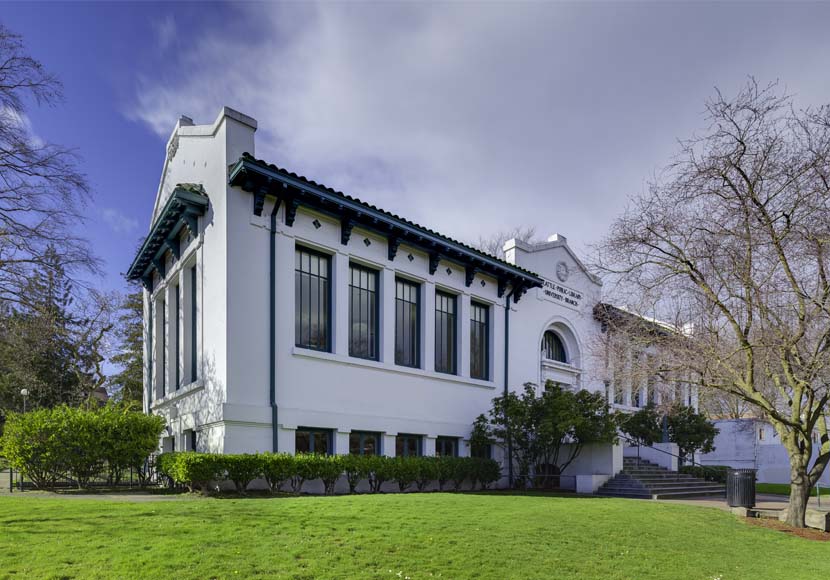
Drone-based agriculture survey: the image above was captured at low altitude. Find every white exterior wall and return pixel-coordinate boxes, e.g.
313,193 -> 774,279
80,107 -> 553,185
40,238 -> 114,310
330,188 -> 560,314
139,108 -> 634,485
699,419 -> 830,485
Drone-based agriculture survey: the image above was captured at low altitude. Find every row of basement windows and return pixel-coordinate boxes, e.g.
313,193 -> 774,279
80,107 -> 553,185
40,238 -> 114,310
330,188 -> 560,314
295,246 -> 491,380
149,262 -> 199,400
296,427 -> 492,458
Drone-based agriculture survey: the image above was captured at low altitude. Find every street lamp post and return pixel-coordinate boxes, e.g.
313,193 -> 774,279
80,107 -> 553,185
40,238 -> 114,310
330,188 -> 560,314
20,388 -> 28,413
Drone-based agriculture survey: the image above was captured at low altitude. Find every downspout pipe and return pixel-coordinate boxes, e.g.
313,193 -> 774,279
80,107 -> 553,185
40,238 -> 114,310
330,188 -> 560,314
270,203 -> 279,452
504,286 -> 517,488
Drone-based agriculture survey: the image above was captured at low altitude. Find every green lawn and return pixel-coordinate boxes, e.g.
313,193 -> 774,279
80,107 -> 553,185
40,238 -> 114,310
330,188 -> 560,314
757,483 -> 791,496
0,492 -> 828,580
756,482 -> 830,498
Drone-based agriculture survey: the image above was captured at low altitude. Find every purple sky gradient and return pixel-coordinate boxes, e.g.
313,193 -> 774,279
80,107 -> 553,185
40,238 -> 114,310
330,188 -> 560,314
3,2 -> 830,296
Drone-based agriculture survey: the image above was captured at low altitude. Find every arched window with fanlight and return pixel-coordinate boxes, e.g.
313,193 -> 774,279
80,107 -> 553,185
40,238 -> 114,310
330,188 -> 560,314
541,330 -> 567,363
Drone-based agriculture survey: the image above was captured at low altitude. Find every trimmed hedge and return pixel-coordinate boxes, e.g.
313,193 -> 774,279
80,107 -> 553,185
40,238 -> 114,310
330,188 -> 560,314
156,452 -> 502,495
679,465 -> 730,483
1,404 -> 165,490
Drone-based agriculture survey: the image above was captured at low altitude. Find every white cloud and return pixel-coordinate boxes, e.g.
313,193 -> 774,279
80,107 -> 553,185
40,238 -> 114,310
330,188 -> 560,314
153,14 -> 177,52
101,208 -> 139,235
126,2 -> 830,253
1,106 -> 45,148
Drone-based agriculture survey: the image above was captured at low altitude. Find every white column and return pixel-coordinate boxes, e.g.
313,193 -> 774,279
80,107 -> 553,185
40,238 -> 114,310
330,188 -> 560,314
382,433 -> 397,457
492,301 -> 504,388
143,289 -> 152,413
334,250 -> 349,356
459,293 -> 471,378
423,435 -> 437,457
381,267 -> 395,363
423,281 -> 435,371
335,429 -> 350,455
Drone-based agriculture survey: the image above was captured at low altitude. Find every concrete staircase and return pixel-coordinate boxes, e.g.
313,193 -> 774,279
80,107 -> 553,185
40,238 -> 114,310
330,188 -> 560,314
596,457 -> 726,500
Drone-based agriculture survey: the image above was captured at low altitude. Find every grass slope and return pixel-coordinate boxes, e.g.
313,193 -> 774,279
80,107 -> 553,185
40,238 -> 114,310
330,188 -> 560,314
757,483 -> 791,496
0,492 -> 828,580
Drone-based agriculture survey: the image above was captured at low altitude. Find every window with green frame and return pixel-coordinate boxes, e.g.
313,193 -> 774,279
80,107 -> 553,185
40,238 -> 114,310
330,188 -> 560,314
295,246 -> 331,352
435,291 -> 457,374
395,433 -> 422,457
470,301 -> 489,380
295,427 -> 332,455
349,263 -> 379,360
435,436 -> 459,457
349,431 -> 380,455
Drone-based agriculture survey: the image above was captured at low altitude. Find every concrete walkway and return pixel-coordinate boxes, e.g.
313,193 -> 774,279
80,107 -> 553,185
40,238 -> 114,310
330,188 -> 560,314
0,488 -> 195,502
659,493 -> 827,512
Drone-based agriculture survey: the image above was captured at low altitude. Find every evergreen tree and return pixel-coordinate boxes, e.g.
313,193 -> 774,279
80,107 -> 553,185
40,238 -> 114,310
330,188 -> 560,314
108,288 -> 144,403
0,248 -> 110,414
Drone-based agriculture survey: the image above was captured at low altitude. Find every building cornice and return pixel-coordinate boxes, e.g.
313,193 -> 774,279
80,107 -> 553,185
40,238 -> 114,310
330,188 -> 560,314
126,184 -> 209,288
228,153 -> 543,301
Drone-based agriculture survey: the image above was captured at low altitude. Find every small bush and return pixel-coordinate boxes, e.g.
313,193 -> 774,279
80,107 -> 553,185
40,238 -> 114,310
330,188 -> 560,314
162,452 -> 224,493
473,458 -> 501,489
449,457 -> 471,491
261,452 -> 294,493
317,455 -> 344,495
289,453 -> 318,494
224,454 -> 262,494
414,457 -> 439,491
367,455 -> 394,493
0,404 -> 164,490
391,457 -> 419,492
436,456 -> 455,491
0,408 -> 61,489
341,454 -> 370,493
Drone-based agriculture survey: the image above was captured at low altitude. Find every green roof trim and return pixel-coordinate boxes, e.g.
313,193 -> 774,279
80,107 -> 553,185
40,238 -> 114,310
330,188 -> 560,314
228,153 -> 543,299
126,184 -> 209,286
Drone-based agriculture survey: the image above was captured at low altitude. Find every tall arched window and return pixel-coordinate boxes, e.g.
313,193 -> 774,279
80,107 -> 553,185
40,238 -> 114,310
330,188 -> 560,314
542,330 -> 567,363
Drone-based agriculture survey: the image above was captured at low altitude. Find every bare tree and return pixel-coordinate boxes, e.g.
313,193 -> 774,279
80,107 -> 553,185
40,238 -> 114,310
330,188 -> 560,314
0,25 -> 97,307
597,79 -> 830,528
474,226 -> 538,259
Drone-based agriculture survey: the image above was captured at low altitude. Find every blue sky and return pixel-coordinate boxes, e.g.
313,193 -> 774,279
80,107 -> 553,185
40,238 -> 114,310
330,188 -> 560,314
4,2 -> 830,297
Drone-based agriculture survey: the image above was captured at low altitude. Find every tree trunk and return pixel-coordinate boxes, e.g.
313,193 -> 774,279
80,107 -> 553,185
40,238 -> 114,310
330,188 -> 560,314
785,463 -> 811,528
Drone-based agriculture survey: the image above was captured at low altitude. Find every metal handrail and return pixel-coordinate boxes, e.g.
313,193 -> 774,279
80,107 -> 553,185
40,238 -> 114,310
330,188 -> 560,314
618,433 -> 725,477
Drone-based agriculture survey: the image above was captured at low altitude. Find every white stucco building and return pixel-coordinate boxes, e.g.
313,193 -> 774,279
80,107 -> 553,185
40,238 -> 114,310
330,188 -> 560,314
127,108 -> 696,489
699,419 -> 830,485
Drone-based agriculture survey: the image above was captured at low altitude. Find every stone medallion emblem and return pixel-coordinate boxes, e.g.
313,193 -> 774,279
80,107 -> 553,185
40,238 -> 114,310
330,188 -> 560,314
556,261 -> 569,283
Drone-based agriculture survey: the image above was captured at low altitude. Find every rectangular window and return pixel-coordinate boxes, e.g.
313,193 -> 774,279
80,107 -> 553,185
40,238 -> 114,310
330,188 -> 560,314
295,427 -> 332,455
174,284 -> 180,390
613,383 -> 624,405
633,388 -> 642,408
471,442 -> 492,460
435,436 -> 458,457
349,431 -> 380,456
349,263 -> 379,360
395,278 -> 420,368
435,291 -> 457,374
395,434 -> 422,457
189,264 -> 197,381
295,247 -> 331,351
470,301 -> 489,380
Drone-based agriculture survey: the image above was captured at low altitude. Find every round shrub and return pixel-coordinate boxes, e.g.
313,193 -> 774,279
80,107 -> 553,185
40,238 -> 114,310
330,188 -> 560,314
414,457 -> 439,492
341,454 -> 370,493
223,454 -> 263,494
260,452 -> 294,493
391,457 -> 419,492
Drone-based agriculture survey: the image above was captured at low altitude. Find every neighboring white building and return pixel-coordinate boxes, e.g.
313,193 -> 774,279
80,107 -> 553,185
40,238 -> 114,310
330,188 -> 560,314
127,108 -> 695,489
699,419 -> 830,485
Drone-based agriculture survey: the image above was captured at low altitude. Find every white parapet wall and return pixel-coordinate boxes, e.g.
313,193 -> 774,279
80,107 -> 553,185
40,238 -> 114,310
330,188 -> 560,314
623,443 -> 679,471
561,442 -> 624,493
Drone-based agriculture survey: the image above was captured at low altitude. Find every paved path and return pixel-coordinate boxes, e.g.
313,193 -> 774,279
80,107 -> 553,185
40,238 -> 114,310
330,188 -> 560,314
659,493 -> 827,512
0,488 -> 195,502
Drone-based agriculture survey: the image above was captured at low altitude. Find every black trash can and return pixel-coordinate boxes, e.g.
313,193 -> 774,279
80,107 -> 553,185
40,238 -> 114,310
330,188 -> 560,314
727,468 -> 756,508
